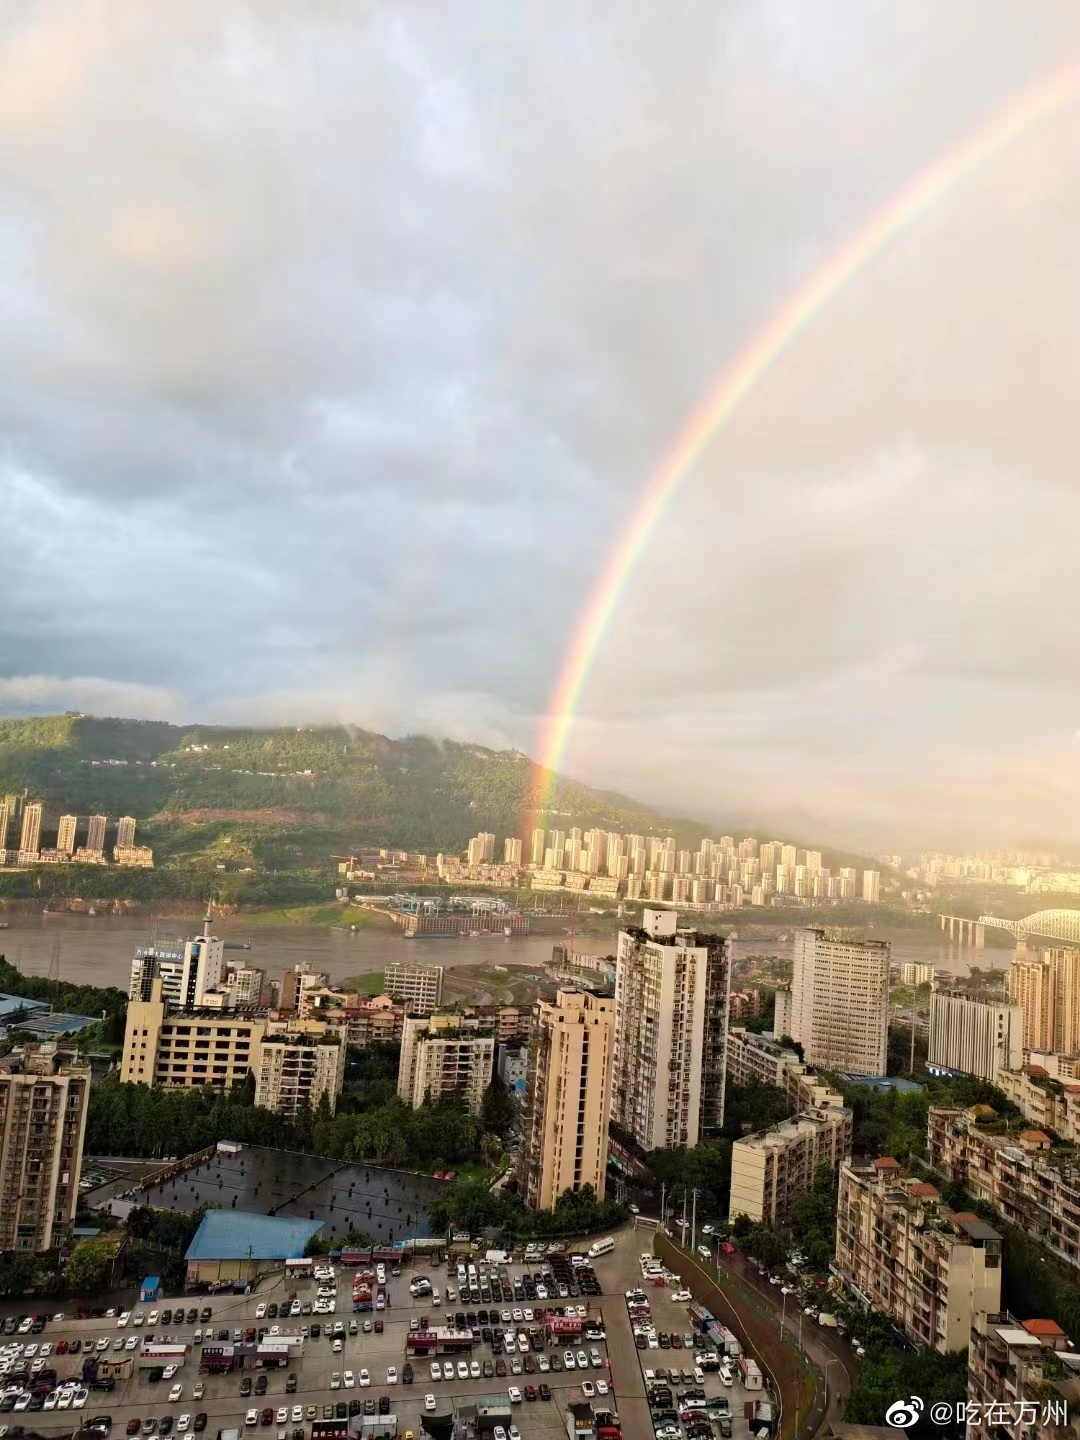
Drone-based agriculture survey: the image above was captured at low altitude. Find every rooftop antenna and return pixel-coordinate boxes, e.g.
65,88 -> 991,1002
203,898 -> 214,939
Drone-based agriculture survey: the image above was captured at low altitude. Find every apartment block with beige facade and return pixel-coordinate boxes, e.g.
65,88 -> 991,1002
994,1054 -> 1080,1145
784,929 -> 889,1075
726,1027 -> 848,1115
928,1104 -> 1080,1272
0,1044 -> 90,1252
397,1013 -> 494,1114
520,989 -> 615,1211
834,1158 -> 1002,1352
728,1104 -> 852,1226
121,979 -> 268,1092
967,1311 -> 1075,1440
1008,947 -> 1080,1052
254,1033 -> 346,1116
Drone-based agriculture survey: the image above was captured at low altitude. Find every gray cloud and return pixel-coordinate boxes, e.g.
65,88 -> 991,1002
1,1 -> 1079,849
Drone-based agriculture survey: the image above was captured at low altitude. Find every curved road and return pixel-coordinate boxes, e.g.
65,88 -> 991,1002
717,1250 -> 859,1438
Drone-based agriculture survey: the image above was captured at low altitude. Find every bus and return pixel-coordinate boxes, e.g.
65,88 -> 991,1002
588,1237 -> 615,1258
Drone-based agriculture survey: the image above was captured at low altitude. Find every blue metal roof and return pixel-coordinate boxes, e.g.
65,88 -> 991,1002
185,1209 -> 323,1262
0,993 -> 50,1017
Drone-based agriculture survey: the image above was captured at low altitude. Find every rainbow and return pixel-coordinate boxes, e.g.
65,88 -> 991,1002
526,60 -> 1080,839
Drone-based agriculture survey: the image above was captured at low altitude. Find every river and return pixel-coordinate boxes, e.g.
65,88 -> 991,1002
0,910 -> 582,991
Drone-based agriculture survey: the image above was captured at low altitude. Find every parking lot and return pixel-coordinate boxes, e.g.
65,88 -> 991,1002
593,1232 -> 762,1440
0,1244 -> 633,1440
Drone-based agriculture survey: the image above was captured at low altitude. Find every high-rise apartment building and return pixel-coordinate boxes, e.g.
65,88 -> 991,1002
520,988 -> 615,1210
254,1033 -> 346,1116
927,990 -> 1024,1082
903,962 -> 935,987
611,909 -> 731,1150
786,929 -> 889,1075
18,802 -> 43,858
834,1159 -> 1002,1352
397,1014 -> 495,1113
116,816 -> 137,849
121,979 -> 268,1091
383,961 -> 444,1013
503,837 -> 523,865
862,869 -> 881,903
86,814 -> 107,852
530,828 -> 546,866
967,1312 -> 1072,1440
1007,949 -> 1080,1053
56,814 -> 78,857
0,1044 -> 90,1252
0,798 -> 9,850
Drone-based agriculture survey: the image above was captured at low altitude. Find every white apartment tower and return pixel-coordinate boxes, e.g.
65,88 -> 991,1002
612,909 -> 731,1150
787,928 -> 889,1075
116,816 -> 137,849
86,814 -> 107,852
56,815 -> 78,857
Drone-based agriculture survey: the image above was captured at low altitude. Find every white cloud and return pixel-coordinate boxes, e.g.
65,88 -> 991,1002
0,676 -> 179,718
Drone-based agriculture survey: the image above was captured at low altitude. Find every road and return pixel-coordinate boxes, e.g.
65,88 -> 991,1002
718,1251 -> 858,1438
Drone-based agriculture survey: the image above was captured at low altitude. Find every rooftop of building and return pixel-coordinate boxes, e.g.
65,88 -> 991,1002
844,1161 -> 1002,1241
838,1073 -> 924,1093
185,1209 -> 323,1262
158,1004 -> 270,1022
931,1103 -> 1080,1167
0,992 -> 50,1018
736,1108 -> 852,1149
803,928 -> 890,952
0,1041 -> 90,1077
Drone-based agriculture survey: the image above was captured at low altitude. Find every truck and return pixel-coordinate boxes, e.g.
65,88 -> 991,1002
737,1356 -> 762,1391
717,1326 -> 741,1359
816,1313 -> 839,1329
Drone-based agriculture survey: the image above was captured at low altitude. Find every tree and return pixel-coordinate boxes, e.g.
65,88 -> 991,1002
65,1239 -> 115,1294
480,1081 -> 518,1139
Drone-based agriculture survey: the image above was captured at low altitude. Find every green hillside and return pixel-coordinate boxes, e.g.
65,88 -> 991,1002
0,713 -> 713,863
0,714 -> 875,905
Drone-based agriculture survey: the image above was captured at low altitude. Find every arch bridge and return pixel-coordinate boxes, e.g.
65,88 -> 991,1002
978,908 -> 1080,944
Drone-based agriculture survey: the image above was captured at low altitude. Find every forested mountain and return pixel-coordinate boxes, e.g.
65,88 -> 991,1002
0,713 -> 712,862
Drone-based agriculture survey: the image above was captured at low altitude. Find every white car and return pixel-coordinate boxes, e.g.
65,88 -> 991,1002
43,1392 -> 59,1411
343,1372 -> 354,1389
564,1352 -> 576,1369
701,1224 -> 715,1235
596,1380 -> 609,1395
148,1311 -> 159,1325
456,1362 -> 468,1380
330,1373 -> 341,1390
672,1290 -> 692,1302
291,1409 -> 302,1423
14,1395 -> 30,1412
72,1388 -> 89,1409
507,1388 -> 522,1405
276,1410 -> 288,1424
178,1418 -> 191,1432
245,1410 -> 258,1427
581,1382 -> 596,1399
126,1336 -> 139,1351
169,1385 -> 183,1403
255,1305 -> 266,1319
56,1390 -> 74,1410
163,1365 -> 180,1380
509,1428 -> 521,1440
117,1313 -> 130,1328
132,1313 -> 145,1327
512,1309 -> 523,1323
720,1367 -> 734,1387
470,1361 -> 480,1379
23,1346 -> 36,1360
429,1364 -> 441,1382
425,1395 -> 436,1412
332,1339 -> 343,1353
386,1368 -> 397,1386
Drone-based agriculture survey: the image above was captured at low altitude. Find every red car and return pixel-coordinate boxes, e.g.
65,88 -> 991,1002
523,1386 -> 537,1402
719,1242 -> 735,1255
55,1341 -> 69,1356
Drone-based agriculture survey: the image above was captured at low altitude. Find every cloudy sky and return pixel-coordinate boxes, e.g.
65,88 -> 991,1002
3,1 -> 1080,851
